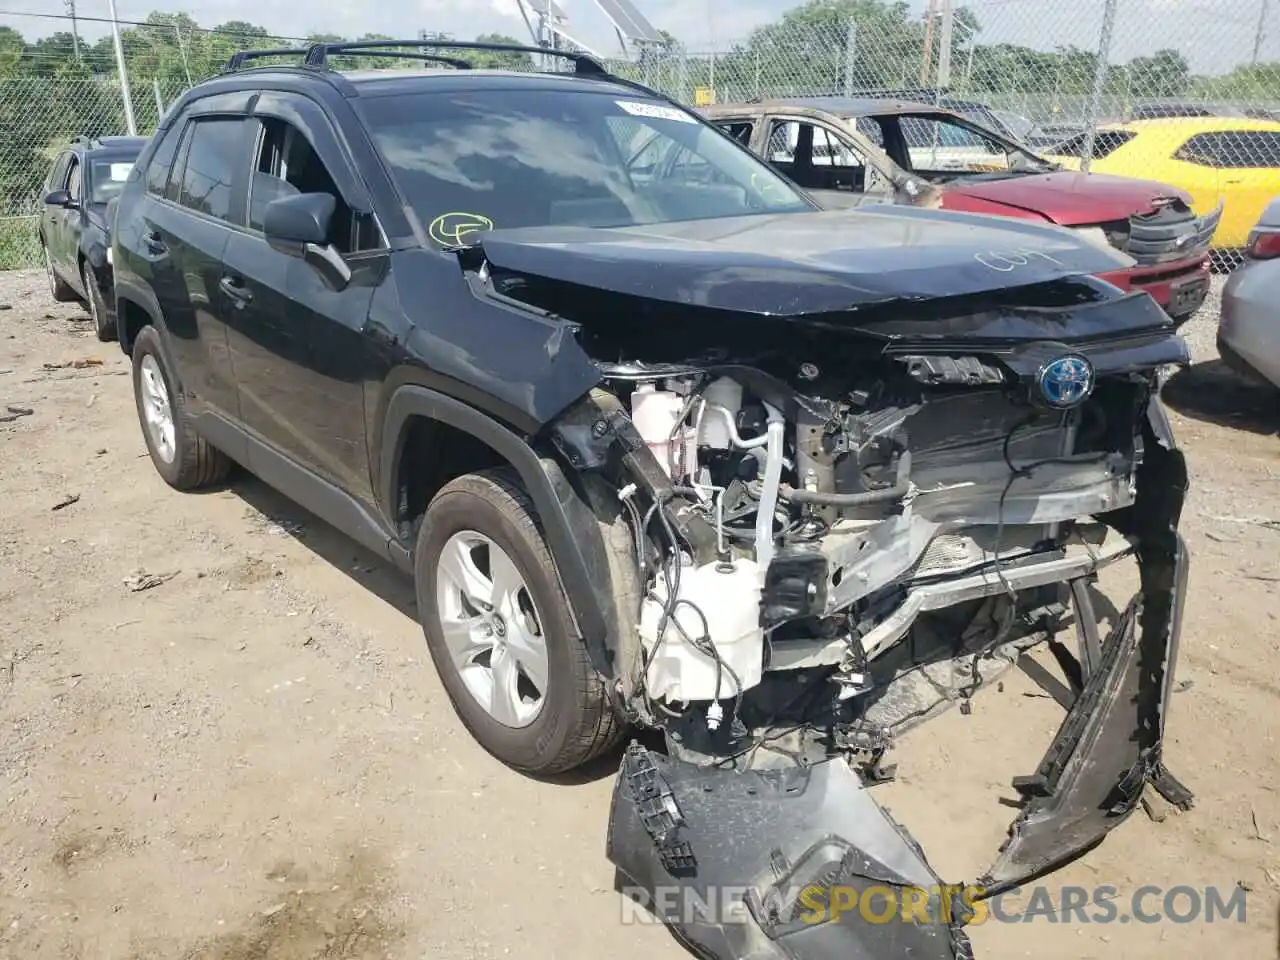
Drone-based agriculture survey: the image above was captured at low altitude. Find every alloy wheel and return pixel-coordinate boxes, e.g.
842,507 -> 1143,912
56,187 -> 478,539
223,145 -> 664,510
434,531 -> 550,728
138,354 -> 176,464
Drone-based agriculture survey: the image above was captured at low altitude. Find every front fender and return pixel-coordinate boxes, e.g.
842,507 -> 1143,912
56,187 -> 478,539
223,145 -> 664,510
379,385 -> 616,677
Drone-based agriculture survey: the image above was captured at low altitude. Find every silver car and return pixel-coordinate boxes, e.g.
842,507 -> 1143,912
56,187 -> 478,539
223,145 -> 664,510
1220,197 -> 1280,389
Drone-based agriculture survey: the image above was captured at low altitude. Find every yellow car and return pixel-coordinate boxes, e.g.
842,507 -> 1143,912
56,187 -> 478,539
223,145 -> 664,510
1047,118 -> 1280,251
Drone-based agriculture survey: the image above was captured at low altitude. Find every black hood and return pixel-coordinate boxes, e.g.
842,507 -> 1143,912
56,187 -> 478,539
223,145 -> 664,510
475,206 -> 1136,317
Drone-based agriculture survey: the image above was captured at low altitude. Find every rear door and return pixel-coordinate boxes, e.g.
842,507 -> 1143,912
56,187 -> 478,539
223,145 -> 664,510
220,93 -> 383,504
140,105 -> 250,422
50,153 -> 83,279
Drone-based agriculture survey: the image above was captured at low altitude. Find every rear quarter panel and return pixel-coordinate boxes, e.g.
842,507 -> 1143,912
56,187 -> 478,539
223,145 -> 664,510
1216,167 -> 1280,248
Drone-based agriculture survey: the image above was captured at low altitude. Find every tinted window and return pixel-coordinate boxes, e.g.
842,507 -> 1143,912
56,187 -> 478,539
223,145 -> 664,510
177,118 -> 247,221
46,152 -> 71,192
1177,131 -> 1280,168
1052,130 -> 1135,159
145,123 -> 184,195
1133,105 -> 1211,119
357,89 -> 809,236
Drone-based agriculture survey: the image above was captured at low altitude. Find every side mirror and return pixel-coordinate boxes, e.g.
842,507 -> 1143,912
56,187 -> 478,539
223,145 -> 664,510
263,192 -> 351,292
44,189 -> 74,207
263,192 -> 334,246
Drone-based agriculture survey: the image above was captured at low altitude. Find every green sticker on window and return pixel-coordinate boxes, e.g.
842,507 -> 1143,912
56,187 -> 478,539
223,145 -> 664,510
429,212 -> 495,247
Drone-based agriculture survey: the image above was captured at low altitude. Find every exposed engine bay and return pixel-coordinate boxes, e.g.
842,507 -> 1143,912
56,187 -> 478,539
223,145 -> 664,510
465,210 -> 1196,960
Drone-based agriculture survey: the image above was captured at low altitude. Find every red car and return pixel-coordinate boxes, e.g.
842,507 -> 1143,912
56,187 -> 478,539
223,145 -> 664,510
700,98 -> 1222,324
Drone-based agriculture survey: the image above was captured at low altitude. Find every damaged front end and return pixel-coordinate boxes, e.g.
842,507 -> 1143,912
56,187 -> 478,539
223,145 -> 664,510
465,214 -> 1194,958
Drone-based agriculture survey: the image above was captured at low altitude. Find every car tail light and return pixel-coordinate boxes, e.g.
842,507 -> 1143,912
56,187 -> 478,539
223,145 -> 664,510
1246,228 -> 1280,260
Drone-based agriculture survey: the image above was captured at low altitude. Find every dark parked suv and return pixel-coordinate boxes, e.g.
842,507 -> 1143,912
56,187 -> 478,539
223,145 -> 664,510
40,134 -> 148,340
113,41 -> 1194,960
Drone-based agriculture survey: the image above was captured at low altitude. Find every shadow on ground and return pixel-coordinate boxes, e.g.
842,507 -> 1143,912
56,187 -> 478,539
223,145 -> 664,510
218,471 -> 628,786
1161,361 -> 1279,437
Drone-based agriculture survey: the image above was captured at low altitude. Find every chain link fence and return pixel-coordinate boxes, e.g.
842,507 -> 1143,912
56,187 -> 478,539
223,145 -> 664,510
2,2 -> 1280,267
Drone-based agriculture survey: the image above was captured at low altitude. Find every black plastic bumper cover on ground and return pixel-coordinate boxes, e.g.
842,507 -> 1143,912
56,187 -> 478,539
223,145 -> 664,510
607,745 -> 973,960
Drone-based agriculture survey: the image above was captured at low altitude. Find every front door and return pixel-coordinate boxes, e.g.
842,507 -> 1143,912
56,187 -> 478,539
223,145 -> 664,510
221,104 -> 382,505
46,153 -> 82,281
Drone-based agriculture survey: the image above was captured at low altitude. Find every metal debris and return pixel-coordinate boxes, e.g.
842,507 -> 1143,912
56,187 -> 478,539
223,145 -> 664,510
50,494 -> 80,511
0,405 -> 33,422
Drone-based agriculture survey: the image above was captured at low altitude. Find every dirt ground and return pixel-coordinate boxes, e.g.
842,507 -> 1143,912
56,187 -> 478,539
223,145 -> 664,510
0,268 -> 1277,960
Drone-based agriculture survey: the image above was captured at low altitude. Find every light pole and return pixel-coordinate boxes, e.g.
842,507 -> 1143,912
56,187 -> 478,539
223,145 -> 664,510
107,0 -> 137,135
1253,0 -> 1270,66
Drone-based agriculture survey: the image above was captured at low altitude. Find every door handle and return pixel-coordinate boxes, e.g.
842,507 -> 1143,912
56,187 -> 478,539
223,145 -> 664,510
143,231 -> 166,254
219,275 -> 253,305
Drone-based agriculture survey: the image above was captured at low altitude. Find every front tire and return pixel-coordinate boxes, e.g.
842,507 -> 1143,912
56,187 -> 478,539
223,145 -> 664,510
131,325 -> 230,490
82,262 -> 115,342
44,246 -> 76,303
415,467 -> 622,775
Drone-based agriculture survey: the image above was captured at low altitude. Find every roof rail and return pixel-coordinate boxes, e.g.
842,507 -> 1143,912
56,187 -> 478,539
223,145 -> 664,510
222,46 -> 475,73
325,49 -> 473,70
302,38 -> 607,76
222,48 -> 308,72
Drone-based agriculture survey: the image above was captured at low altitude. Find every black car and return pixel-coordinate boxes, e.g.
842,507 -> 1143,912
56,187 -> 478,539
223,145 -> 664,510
40,135 -> 149,340
112,41 -> 1194,960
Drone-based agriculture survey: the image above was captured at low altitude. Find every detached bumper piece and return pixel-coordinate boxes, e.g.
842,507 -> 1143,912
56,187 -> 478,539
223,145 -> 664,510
982,399 -> 1195,892
607,743 -> 971,960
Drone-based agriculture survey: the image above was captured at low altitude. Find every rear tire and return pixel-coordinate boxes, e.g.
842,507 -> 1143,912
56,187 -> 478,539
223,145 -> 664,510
415,467 -> 623,775
131,325 -> 230,490
44,246 -> 76,303
83,262 -> 115,342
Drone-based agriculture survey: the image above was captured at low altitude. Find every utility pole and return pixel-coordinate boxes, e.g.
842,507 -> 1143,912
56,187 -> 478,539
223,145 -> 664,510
936,0 -> 954,89
1253,0 -> 1270,66
107,0 -> 137,135
920,0 -> 937,87
842,18 -> 857,97
1079,0 -> 1118,174
64,0 -> 80,60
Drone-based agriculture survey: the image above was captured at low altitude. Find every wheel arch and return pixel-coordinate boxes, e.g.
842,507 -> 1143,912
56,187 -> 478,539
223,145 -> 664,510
114,278 -> 166,356
382,385 -> 621,683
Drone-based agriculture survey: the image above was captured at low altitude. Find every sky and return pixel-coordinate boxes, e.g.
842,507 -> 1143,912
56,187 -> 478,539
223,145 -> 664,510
0,0 -> 1273,75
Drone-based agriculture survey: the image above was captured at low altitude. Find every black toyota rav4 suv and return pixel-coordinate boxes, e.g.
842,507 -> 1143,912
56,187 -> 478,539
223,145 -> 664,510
114,41 -> 1195,960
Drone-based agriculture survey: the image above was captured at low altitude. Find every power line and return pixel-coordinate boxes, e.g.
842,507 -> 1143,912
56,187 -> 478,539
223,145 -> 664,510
0,8 -> 311,43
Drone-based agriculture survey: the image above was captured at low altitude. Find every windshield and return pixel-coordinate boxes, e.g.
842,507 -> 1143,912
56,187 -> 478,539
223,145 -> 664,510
991,109 -> 1035,141
89,156 -> 136,205
895,112 -> 1053,177
357,89 -> 812,238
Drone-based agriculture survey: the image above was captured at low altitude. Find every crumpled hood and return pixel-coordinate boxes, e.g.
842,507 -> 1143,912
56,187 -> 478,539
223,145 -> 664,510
945,172 -> 1192,227
475,207 -> 1134,317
